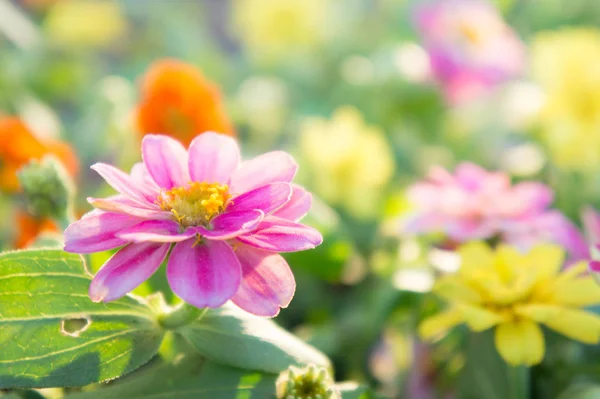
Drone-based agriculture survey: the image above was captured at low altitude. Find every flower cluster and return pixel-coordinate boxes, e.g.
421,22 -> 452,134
276,365 -> 340,399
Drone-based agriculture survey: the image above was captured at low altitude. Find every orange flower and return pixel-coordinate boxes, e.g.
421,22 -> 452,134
14,211 -> 58,249
0,117 -> 78,192
135,59 -> 235,146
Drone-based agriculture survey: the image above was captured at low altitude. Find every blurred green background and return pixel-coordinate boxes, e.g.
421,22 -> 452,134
4,0 -> 600,397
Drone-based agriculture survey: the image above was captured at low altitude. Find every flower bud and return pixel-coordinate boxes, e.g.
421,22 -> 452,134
275,365 -> 340,399
17,155 -> 75,224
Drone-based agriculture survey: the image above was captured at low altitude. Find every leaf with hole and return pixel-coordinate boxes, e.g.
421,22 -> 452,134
0,249 -> 164,388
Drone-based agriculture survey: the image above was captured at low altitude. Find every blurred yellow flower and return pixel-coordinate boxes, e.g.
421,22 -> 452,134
44,0 -> 126,48
299,107 -> 394,219
420,242 -> 600,366
532,28 -> 600,169
233,0 -> 328,63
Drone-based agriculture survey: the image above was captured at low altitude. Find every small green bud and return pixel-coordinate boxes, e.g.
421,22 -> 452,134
17,155 -> 75,226
275,365 -> 340,399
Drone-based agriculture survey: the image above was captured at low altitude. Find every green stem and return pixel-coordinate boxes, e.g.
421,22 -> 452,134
158,302 -> 207,330
508,365 -> 529,399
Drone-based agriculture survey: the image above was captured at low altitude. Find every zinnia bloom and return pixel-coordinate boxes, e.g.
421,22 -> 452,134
233,0 -> 328,64
136,60 -> 234,147
532,28 -> 600,169
403,162 -> 578,254
0,117 -> 78,193
419,242 -> 600,366
414,0 -> 525,104
299,107 -> 394,219
45,0 -> 126,49
64,133 -> 322,316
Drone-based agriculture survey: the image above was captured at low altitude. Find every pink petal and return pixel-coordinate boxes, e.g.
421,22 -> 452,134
590,260 -> 600,273
195,210 -> 264,240
273,184 -> 312,221
130,162 -> 161,192
582,206 -> 600,244
231,245 -> 295,317
454,162 -> 489,189
91,163 -> 158,206
236,216 -> 323,252
510,182 -> 554,214
227,182 -> 292,214
548,213 -> 589,262
116,220 -> 196,243
89,242 -> 169,302
64,210 -> 144,253
88,196 -> 174,220
188,132 -> 240,184
229,151 -> 298,194
503,211 -> 589,260
142,134 -> 190,189
167,239 -> 241,308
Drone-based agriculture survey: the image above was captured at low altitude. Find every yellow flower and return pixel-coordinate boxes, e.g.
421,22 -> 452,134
532,28 -> 600,169
45,0 -> 126,49
419,242 -> 600,366
299,107 -> 394,220
233,0 -> 328,63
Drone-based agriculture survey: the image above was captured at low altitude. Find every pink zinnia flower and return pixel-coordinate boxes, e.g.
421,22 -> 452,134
64,133 -> 322,316
414,0 -> 525,104
403,162 -> 579,253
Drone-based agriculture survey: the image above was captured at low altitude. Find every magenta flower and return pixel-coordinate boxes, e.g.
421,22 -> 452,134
64,133 -> 322,316
403,162 -> 580,253
587,207 -> 600,273
564,206 -> 600,267
414,0 -> 525,104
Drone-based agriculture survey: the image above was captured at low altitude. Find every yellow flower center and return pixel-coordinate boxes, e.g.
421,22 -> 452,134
157,182 -> 230,227
459,22 -> 483,46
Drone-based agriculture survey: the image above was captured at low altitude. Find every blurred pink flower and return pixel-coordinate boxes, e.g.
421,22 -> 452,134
414,0 -> 525,104
65,133 -> 322,316
579,207 -> 600,272
403,162 -> 580,254
519,205 -> 600,267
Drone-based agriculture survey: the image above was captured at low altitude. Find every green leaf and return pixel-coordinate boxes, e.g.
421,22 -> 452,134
65,355 -> 276,399
0,249 -> 164,388
177,305 -> 331,374
558,384 -> 600,399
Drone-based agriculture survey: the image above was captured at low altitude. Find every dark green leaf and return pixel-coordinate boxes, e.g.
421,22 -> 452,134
0,249 -> 164,388
65,355 -> 276,399
177,305 -> 331,373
